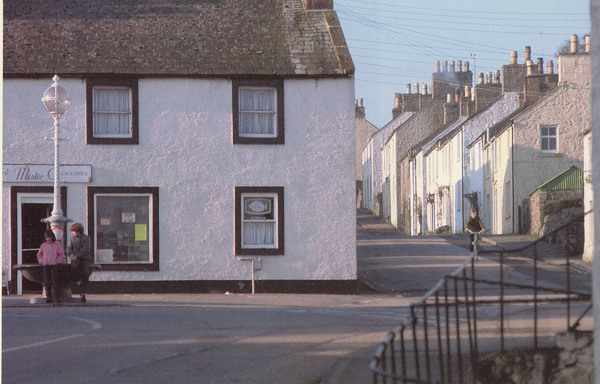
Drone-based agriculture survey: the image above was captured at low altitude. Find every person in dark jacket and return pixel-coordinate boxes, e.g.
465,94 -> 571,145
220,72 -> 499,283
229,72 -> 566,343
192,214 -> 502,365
67,223 -> 92,302
465,209 -> 486,252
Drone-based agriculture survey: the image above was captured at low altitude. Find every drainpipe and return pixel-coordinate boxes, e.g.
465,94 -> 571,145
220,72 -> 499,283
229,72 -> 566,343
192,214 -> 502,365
511,120 -> 516,233
238,257 -> 262,294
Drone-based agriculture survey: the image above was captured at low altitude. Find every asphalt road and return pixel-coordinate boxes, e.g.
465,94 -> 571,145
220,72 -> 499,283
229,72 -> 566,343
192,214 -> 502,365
4,211 -> 590,383
3,294 -> 414,384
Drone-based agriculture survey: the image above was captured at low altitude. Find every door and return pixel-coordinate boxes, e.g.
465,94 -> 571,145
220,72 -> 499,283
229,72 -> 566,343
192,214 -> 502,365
17,196 -> 53,294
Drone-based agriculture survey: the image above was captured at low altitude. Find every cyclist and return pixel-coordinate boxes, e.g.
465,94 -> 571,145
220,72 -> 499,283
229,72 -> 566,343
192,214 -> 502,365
465,208 -> 486,252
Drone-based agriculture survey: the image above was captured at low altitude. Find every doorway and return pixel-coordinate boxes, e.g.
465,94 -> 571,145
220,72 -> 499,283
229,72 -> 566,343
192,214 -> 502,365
10,186 -> 67,295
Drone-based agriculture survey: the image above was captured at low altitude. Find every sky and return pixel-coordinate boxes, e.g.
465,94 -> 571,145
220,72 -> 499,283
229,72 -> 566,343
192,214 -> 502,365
334,0 -> 591,128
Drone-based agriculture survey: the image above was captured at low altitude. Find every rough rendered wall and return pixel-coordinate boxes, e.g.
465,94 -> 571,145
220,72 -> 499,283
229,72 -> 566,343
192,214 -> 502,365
513,84 -> 589,231
3,77 -> 357,284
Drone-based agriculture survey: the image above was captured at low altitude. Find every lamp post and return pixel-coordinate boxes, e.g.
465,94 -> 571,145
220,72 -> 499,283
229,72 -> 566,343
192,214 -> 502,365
41,75 -> 72,244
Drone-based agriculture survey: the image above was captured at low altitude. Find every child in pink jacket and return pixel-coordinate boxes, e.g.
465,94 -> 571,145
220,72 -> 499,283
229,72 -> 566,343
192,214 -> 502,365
37,229 -> 65,304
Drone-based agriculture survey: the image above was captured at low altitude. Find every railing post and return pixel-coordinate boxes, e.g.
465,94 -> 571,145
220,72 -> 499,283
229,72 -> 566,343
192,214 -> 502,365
533,244 -> 538,349
444,279 -> 452,382
400,326 -> 407,384
422,303 -> 431,383
471,257 -> 479,363
435,291 -> 446,384
454,277 -> 464,384
500,251 -> 505,353
410,306 -> 421,381
566,245 -> 571,329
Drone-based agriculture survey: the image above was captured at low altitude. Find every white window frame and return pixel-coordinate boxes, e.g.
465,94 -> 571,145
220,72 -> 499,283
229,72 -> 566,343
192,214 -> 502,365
92,86 -> 133,139
540,125 -> 558,153
241,192 -> 278,249
238,86 -> 278,139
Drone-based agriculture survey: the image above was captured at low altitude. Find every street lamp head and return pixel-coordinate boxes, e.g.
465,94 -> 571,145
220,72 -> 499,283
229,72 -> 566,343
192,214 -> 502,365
42,75 -> 71,119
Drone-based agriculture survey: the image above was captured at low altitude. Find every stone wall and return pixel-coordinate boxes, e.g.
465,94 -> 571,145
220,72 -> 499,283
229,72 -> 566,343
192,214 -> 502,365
529,189 -> 583,237
475,330 -> 593,384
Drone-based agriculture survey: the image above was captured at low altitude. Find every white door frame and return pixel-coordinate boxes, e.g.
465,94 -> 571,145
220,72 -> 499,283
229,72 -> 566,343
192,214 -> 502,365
16,193 -> 53,295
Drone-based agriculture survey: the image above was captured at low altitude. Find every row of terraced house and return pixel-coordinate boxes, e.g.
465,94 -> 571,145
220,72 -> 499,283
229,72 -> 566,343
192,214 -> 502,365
361,34 -> 591,255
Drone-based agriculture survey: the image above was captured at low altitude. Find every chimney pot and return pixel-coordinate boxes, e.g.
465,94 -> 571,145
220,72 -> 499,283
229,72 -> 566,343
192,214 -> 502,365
422,84 -> 428,95
359,98 -> 364,107
537,58 -> 544,74
547,60 -> 554,74
585,35 -> 591,53
526,60 -> 534,76
406,83 -> 411,94
478,73 -> 484,85
457,60 -> 463,72
510,51 -> 518,65
571,34 -> 579,53
435,60 -> 441,73
443,61 -> 448,72
494,70 -> 500,84
450,61 -> 456,72
414,83 -> 420,94
465,61 -> 470,72
486,72 -> 492,84
394,93 -> 401,108
525,46 -> 531,61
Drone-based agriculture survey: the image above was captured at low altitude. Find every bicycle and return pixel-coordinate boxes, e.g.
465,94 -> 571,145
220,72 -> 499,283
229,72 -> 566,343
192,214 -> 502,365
467,229 -> 485,258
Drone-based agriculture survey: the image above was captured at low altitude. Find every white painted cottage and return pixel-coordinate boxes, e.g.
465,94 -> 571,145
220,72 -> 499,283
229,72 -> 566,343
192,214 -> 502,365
3,0 -> 357,294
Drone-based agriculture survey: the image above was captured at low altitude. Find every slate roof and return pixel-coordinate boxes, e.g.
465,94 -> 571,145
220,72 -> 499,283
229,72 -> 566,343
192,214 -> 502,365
4,0 -> 354,77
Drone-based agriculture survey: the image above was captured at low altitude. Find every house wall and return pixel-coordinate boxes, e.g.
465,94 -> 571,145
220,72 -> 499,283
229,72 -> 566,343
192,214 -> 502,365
463,92 -> 520,233
491,128 -> 514,234
3,77 -> 357,285
512,84 -> 589,234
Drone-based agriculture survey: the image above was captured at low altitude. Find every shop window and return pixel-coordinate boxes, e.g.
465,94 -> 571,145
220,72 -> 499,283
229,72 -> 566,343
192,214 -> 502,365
88,187 -> 158,271
86,78 -> 139,145
235,186 -> 284,255
232,79 -> 284,145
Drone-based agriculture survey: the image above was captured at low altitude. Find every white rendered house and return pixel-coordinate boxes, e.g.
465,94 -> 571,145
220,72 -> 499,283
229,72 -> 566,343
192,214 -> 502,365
3,0 -> 357,294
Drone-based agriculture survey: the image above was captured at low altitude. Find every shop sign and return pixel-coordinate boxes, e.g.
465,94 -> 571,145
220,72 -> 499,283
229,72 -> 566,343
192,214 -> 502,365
2,164 -> 92,183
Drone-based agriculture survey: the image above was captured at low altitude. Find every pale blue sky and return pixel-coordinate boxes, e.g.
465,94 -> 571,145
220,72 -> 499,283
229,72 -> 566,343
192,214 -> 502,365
335,0 -> 591,128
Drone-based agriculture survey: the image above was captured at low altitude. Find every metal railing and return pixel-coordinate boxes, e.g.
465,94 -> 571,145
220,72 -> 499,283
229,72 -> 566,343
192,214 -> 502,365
370,214 -> 592,384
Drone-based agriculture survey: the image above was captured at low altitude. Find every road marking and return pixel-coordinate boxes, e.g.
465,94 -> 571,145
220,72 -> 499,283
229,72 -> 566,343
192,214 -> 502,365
71,317 -> 102,330
3,334 -> 83,353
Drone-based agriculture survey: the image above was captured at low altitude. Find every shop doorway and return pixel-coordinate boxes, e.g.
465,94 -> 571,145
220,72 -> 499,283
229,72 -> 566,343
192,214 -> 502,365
10,187 -> 66,295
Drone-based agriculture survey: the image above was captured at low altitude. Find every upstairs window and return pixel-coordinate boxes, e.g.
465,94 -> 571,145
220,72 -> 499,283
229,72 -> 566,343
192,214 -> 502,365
540,125 -> 558,153
233,79 -> 284,145
87,78 -> 139,145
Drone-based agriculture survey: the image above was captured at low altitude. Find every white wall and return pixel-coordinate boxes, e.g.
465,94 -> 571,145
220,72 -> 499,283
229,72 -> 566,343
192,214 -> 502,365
3,77 -> 357,283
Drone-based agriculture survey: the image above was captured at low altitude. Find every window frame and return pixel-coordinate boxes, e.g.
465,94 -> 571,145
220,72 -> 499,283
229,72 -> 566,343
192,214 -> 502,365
87,186 -> 159,271
540,124 -> 558,153
232,79 -> 284,145
86,77 -> 139,145
235,186 -> 284,256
